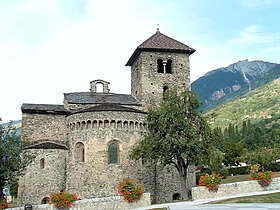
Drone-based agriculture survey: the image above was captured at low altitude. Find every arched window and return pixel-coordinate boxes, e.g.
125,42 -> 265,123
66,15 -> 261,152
163,85 -> 168,99
166,59 -> 172,73
96,83 -> 104,93
172,193 -> 181,200
163,85 -> 168,93
41,197 -> 50,204
75,142 -> 85,163
40,158 -> 45,169
157,59 -> 164,73
108,142 -> 119,164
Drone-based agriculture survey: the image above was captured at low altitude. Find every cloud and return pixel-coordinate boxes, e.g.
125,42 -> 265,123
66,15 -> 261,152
241,0 -> 280,8
228,25 -> 278,45
19,1 -> 59,14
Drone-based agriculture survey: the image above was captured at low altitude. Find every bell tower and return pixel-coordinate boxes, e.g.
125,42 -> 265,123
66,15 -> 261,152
126,28 -> 195,110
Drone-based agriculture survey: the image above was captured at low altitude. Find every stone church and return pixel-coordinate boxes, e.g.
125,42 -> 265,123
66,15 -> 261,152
18,29 -> 195,205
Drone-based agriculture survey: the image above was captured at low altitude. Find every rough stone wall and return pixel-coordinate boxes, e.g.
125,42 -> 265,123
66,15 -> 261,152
192,177 -> 280,200
18,149 -> 67,205
12,193 -> 150,210
131,51 -> 190,110
141,164 -> 195,204
21,113 -> 67,143
66,111 -> 146,199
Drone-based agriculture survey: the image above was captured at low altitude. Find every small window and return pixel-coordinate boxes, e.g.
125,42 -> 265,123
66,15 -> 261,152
75,142 -> 85,163
41,197 -> 50,204
163,86 -> 168,99
166,59 -> 172,73
40,158 -> 45,169
108,142 -> 118,164
157,59 -> 164,73
172,193 -> 181,200
163,86 -> 168,93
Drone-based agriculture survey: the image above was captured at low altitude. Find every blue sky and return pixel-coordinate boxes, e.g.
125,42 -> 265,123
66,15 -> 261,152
1,0 -> 280,123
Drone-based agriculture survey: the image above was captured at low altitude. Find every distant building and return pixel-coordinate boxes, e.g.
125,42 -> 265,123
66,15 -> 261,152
18,29 -> 195,205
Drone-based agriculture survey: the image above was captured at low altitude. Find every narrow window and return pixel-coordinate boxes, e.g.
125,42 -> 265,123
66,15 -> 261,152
75,142 -> 85,163
108,142 -> 118,164
157,59 -> 164,73
163,85 -> 168,93
166,59 -> 172,73
40,158 -> 45,169
163,86 -> 168,99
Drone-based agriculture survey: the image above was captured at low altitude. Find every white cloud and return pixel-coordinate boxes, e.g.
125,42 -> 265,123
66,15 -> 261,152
19,1 -> 59,14
228,25 -> 278,45
241,0 -> 279,8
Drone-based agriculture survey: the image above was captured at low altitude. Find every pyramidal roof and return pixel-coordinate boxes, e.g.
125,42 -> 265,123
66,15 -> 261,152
126,29 -> 195,66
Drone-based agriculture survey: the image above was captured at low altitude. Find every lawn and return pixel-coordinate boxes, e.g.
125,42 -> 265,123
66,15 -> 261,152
211,192 -> 280,204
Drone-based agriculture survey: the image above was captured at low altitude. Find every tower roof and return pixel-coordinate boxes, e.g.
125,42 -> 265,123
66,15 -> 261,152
126,30 -> 195,66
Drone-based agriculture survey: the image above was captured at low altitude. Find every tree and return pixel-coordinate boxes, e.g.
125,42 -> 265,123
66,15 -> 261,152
0,122 -> 33,200
130,88 -> 213,199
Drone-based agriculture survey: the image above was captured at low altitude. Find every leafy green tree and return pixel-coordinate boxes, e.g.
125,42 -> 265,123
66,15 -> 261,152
130,88 -> 213,199
246,147 -> 280,170
0,122 -> 33,200
223,141 -> 244,167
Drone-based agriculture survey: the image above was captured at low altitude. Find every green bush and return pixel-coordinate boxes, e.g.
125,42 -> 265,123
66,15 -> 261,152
218,168 -> 229,178
267,162 -> 280,172
228,166 -> 249,175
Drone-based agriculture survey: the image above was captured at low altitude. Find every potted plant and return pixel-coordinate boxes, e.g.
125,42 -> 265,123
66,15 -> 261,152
0,200 -> 8,210
49,190 -> 78,209
198,173 -> 222,192
118,178 -> 144,202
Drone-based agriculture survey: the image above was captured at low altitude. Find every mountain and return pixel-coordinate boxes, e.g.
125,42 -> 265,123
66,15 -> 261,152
0,120 -> 22,137
191,60 -> 280,110
206,78 -> 280,129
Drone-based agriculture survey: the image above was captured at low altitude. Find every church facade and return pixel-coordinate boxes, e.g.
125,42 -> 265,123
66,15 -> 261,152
18,29 -> 195,205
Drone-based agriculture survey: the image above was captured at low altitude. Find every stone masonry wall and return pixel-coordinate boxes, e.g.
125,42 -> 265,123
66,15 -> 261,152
131,51 -> 190,109
18,149 -> 67,205
65,111 -> 146,199
192,177 -> 280,200
21,113 -> 67,143
11,193 -> 150,210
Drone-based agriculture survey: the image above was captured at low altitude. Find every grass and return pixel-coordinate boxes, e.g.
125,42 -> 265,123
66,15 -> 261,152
211,192 -> 280,204
221,171 -> 280,184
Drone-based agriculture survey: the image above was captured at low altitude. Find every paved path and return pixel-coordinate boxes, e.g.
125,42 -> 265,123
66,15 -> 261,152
134,189 -> 280,210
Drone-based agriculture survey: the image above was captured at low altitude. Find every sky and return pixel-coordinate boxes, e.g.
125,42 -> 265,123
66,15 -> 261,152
0,0 -> 280,123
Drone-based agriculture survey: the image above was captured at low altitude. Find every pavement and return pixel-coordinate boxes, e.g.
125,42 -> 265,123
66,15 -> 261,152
134,189 -> 280,210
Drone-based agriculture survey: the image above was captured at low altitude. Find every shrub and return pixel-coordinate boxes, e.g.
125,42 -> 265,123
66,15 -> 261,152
228,166 -> 249,175
118,178 -> 144,202
49,190 -> 78,209
267,162 -> 280,172
198,173 -> 222,192
218,168 -> 229,179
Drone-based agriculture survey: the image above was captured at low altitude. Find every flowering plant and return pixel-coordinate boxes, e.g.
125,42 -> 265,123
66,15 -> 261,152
49,190 -> 78,209
198,173 -> 222,192
0,200 -> 8,210
118,178 -> 144,202
250,171 -> 273,187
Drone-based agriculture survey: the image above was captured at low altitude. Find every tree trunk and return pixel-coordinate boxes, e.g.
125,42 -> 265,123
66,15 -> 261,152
179,172 -> 188,200
0,180 -> 4,200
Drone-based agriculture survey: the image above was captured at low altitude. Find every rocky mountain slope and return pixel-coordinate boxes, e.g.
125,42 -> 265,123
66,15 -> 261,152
206,77 -> 280,129
191,60 -> 280,110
